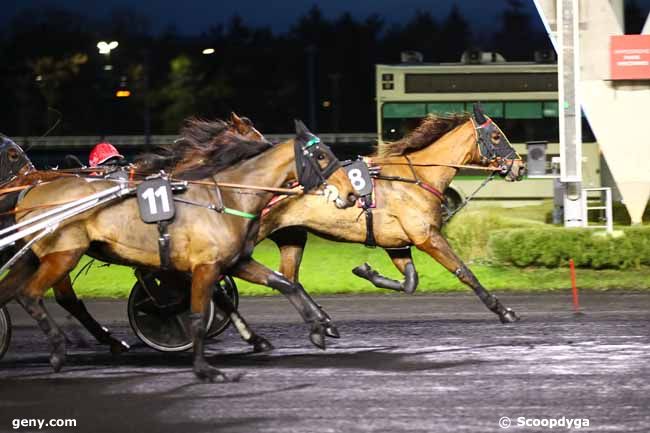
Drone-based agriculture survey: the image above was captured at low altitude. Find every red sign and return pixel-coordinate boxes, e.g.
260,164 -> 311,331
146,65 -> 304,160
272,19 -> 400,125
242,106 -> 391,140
610,35 -> 650,80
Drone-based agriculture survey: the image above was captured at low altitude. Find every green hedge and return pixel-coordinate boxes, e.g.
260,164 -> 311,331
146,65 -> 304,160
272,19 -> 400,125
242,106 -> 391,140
489,227 -> 650,269
443,207 -> 546,261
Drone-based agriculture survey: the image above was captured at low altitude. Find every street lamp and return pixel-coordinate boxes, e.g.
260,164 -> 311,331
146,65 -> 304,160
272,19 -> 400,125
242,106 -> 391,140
97,41 -> 119,55
202,48 -> 215,55
96,40 -> 119,136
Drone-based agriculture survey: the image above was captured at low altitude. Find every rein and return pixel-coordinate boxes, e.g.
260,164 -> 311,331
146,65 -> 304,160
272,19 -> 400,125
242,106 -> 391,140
371,155 -> 446,202
366,158 -> 501,172
175,178 -> 304,195
0,177 -> 305,219
0,169 -> 306,196
442,172 -> 496,223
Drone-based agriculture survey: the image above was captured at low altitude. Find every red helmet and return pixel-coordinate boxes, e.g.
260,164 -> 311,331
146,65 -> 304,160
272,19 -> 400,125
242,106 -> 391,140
89,141 -> 124,167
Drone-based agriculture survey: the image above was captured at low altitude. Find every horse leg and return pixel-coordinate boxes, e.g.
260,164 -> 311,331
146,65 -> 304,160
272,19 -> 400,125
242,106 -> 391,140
211,289 -> 273,353
352,248 -> 419,294
0,251 -> 39,308
269,229 -> 307,283
191,263 -> 226,381
268,229 -> 339,338
230,257 -> 336,349
415,233 -> 519,323
16,249 -> 86,372
52,275 -> 129,354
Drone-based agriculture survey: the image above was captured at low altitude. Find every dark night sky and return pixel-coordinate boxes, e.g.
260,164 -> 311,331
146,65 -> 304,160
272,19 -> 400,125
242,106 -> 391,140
4,0 -> 650,36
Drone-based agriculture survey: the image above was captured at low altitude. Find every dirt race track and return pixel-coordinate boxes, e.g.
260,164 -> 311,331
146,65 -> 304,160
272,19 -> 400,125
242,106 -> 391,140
1,292 -> 649,433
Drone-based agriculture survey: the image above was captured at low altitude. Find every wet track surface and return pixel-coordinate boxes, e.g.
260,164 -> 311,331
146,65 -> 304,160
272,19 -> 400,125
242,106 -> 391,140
1,292 -> 650,433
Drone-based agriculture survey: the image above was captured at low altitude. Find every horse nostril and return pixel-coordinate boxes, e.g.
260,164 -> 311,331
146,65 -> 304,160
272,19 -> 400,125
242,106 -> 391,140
348,193 -> 359,203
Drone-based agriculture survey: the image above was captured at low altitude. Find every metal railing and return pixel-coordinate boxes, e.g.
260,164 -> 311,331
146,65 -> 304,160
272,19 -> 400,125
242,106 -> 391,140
582,187 -> 613,233
14,133 -> 378,149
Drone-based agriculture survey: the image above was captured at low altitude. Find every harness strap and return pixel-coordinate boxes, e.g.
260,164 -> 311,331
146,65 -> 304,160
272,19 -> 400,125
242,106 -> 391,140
157,221 -> 172,270
172,197 -> 257,220
212,180 -> 225,213
442,172 -> 496,223
417,181 -> 445,202
261,194 -> 289,217
404,155 -> 418,179
370,156 -> 445,203
359,195 -> 376,248
223,207 -> 257,219
403,155 -> 446,202
260,181 -> 301,217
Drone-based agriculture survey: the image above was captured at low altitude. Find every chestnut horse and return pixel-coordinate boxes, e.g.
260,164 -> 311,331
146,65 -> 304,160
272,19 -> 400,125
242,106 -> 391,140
0,115 -> 273,355
1,115 -> 348,357
256,105 -> 526,326
0,121 -> 357,380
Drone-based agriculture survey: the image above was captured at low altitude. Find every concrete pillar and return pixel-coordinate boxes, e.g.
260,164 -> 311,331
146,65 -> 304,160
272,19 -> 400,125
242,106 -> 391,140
558,0 -> 584,227
609,0 -> 624,32
534,0 -> 650,225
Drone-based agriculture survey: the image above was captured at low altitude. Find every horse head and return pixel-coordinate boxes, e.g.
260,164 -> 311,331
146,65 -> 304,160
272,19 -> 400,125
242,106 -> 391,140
293,120 -> 358,209
471,103 -> 526,182
0,136 -> 34,183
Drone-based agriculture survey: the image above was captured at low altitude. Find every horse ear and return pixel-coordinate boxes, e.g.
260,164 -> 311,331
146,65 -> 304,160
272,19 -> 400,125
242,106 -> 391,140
473,103 -> 486,124
294,119 -> 311,136
230,112 -> 246,133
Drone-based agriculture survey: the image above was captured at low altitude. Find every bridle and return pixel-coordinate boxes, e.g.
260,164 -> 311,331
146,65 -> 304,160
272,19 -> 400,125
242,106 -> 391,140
472,116 -> 522,177
294,135 -> 341,192
0,139 -> 35,188
361,114 -> 523,221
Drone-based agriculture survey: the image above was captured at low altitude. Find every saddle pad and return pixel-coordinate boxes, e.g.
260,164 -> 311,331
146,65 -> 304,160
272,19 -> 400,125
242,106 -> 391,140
344,159 -> 373,197
136,177 -> 175,223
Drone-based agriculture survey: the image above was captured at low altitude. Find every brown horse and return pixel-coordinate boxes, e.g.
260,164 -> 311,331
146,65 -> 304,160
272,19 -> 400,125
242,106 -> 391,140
0,115 -> 272,355
256,104 -> 526,325
0,120 -> 357,380
2,115 -> 346,357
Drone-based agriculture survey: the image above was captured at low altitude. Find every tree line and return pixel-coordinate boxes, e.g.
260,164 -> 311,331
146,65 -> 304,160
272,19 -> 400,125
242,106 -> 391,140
2,0 -> 601,137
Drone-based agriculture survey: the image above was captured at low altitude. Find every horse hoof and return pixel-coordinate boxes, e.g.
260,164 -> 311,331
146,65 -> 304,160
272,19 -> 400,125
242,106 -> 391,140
50,352 -> 65,373
193,362 -> 227,382
309,324 -> 326,350
351,263 -> 372,279
499,308 -> 520,324
110,339 -> 130,355
324,323 -> 340,339
251,336 -> 274,353
50,336 -> 66,372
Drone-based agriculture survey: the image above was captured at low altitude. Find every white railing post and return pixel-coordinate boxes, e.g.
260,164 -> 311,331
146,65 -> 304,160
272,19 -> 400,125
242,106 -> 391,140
604,187 -> 613,234
582,187 -> 613,234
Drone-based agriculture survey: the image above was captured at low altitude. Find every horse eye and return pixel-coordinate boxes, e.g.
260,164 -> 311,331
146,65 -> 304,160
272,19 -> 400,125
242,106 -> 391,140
7,149 -> 18,161
317,153 -> 326,160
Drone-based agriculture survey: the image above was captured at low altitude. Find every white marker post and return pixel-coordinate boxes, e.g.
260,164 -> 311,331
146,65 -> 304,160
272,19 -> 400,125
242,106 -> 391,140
557,0 -> 584,227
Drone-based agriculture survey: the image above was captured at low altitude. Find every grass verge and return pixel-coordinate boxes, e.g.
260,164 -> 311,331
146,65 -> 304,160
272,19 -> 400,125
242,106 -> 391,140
66,234 -> 650,299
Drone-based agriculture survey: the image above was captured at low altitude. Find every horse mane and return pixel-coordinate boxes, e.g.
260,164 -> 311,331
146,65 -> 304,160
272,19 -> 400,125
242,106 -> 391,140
375,113 -> 470,157
135,117 -> 272,180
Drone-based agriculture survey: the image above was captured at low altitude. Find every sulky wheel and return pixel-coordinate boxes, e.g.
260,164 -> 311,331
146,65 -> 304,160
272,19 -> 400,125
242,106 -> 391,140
0,306 -> 11,360
206,275 -> 239,338
128,271 -> 215,352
